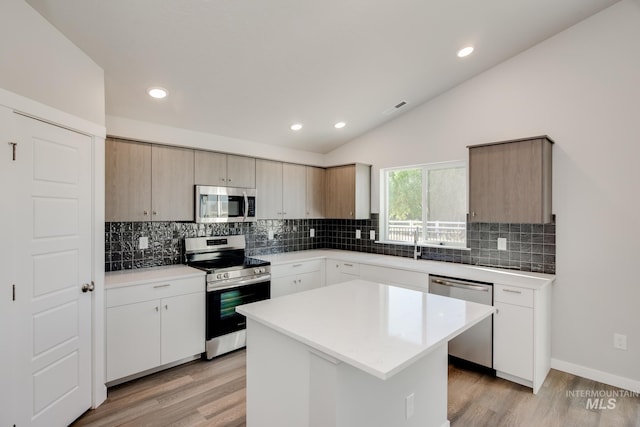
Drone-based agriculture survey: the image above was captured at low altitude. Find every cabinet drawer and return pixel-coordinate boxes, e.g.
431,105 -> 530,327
107,276 -> 205,307
271,259 -> 323,278
494,284 -> 534,308
335,261 -> 359,275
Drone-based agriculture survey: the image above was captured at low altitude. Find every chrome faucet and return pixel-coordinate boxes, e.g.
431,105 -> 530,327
413,227 -> 421,260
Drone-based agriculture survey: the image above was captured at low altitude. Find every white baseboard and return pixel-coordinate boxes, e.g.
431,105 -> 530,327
551,358 -> 640,393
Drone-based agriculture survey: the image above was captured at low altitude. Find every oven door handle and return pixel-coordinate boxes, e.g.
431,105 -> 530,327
208,274 -> 271,291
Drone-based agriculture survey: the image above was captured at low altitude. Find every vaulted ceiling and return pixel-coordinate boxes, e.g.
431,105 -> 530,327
26,0 -> 619,153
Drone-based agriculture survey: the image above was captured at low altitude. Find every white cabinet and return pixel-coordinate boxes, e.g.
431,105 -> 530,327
271,260 -> 324,298
106,274 -> 205,383
493,283 -> 550,394
359,265 -> 428,292
325,260 -> 360,285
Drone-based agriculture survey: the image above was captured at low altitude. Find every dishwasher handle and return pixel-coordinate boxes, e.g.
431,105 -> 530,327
430,278 -> 490,292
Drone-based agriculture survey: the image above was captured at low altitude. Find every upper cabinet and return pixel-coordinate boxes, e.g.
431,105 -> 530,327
151,145 -> 194,221
256,160 -> 314,219
256,159 -> 284,219
106,138 -> 152,222
305,166 -> 325,218
324,164 -> 370,219
194,151 -> 255,188
468,136 -> 553,224
106,138 -> 194,222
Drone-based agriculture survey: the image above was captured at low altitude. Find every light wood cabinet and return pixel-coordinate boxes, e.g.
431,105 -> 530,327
325,163 -> 370,219
151,145 -> 194,221
256,159 -> 283,219
256,160 -> 315,219
283,163 -> 306,218
305,166 -> 325,218
195,150 -> 256,188
468,136 -> 553,223
105,274 -> 205,383
105,138 -> 152,221
106,139 -> 194,222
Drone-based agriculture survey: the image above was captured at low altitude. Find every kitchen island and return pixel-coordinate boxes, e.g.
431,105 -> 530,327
237,279 -> 495,427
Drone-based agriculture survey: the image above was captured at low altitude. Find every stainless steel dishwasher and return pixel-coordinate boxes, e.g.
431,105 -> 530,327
429,274 -> 493,369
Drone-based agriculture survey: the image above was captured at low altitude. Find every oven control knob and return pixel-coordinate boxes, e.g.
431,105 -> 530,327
223,273 -> 229,279
216,273 -> 222,280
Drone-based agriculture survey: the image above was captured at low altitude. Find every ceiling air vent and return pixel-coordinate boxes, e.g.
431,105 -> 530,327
382,100 -> 409,116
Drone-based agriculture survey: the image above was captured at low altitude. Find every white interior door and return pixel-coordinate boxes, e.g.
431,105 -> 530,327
14,113 -> 93,426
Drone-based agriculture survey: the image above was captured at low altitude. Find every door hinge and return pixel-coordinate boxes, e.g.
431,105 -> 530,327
12,284 -> 16,301
8,142 -> 17,161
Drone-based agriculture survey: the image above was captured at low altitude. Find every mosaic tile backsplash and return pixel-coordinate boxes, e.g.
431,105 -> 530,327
105,216 -> 555,274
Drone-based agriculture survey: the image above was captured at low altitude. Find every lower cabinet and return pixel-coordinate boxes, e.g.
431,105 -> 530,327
325,260 -> 360,285
359,265 -> 428,292
106,276 -> 205,383
271,260 -> 324,298
493,283 -> 550,394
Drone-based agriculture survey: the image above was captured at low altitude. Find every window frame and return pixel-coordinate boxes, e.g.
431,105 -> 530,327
379,160 -> 468,249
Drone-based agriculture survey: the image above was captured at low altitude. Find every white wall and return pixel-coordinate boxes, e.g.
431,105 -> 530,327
107,115 -> 326,167
0,0 -> 105,126
326,0 -> 640,386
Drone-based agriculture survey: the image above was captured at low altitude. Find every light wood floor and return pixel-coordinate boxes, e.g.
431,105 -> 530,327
72,349 -> 640,427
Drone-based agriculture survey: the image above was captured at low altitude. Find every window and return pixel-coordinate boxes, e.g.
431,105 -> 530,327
380,161 -> 467,247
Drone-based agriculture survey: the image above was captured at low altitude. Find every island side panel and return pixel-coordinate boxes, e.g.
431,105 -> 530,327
245,318 -> 450,427
245,319 -> 310,427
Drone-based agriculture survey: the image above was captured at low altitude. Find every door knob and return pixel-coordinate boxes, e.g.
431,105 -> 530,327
81,282 -> 95,293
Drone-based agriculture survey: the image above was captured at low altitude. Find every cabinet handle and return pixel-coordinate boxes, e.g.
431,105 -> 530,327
153,284 -> 171,289
155,306 -> 159,312
344,263 -> 353,267
152,211 -> 158,216
292,264 -> 302,268
165,304 -> 168,310
221,178 -> 225,182
143,210 -> 149,216
472,211 -> 476,217
502,288 -> 522,294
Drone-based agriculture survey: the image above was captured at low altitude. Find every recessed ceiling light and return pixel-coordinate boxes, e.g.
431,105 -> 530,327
457,46 -> 474,58
148,87 -> 168,99
290,123 -> 303,131
334,122 -> 346,129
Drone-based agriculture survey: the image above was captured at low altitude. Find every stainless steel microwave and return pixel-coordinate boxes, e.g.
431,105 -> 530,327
195,185 -> 257,223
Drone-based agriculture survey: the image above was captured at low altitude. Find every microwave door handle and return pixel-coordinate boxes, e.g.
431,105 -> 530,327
243,192 -> 248,221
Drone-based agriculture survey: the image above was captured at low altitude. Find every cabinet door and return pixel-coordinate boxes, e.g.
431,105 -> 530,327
283,163 -> 306,218
469,138 -> 551,223
227,155 -> 256,188
271,271 -> 322,298
325,260 -> 360,285
151,145 -> 195,221
160,292 -> 205,364
106,300 -> 161,382
105,138 -> 152,221
256,159 -> 283,219
306,166 -> 325,218
195,150 -> 227,185
325,165 -> 355,218
297,271 -> 322,292
494,302 -> 534,381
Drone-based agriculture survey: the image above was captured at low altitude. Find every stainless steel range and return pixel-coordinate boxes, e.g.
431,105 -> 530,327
185,235 -> 270,359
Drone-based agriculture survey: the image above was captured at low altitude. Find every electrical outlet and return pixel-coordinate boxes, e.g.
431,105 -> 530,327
405,393 -> 415,419
268,230 -> 274,240
370,230 -> 376,240
138,236 -> 149,249
497,237 -> 507,251
355,229 -> 361,239
310,228 -> 315,238
614,333 -> 627,350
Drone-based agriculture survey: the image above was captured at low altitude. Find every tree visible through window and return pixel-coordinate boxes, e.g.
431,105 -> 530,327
382,162 -> 466,247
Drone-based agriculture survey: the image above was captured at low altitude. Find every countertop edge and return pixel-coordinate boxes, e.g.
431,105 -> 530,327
256,250 -> 555,290
105,265 -> 206,289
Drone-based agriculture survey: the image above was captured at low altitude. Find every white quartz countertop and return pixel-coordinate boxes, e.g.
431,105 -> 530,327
105,265 -> 205,289
256,249 -> 554,290
237,279 -> 495,380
